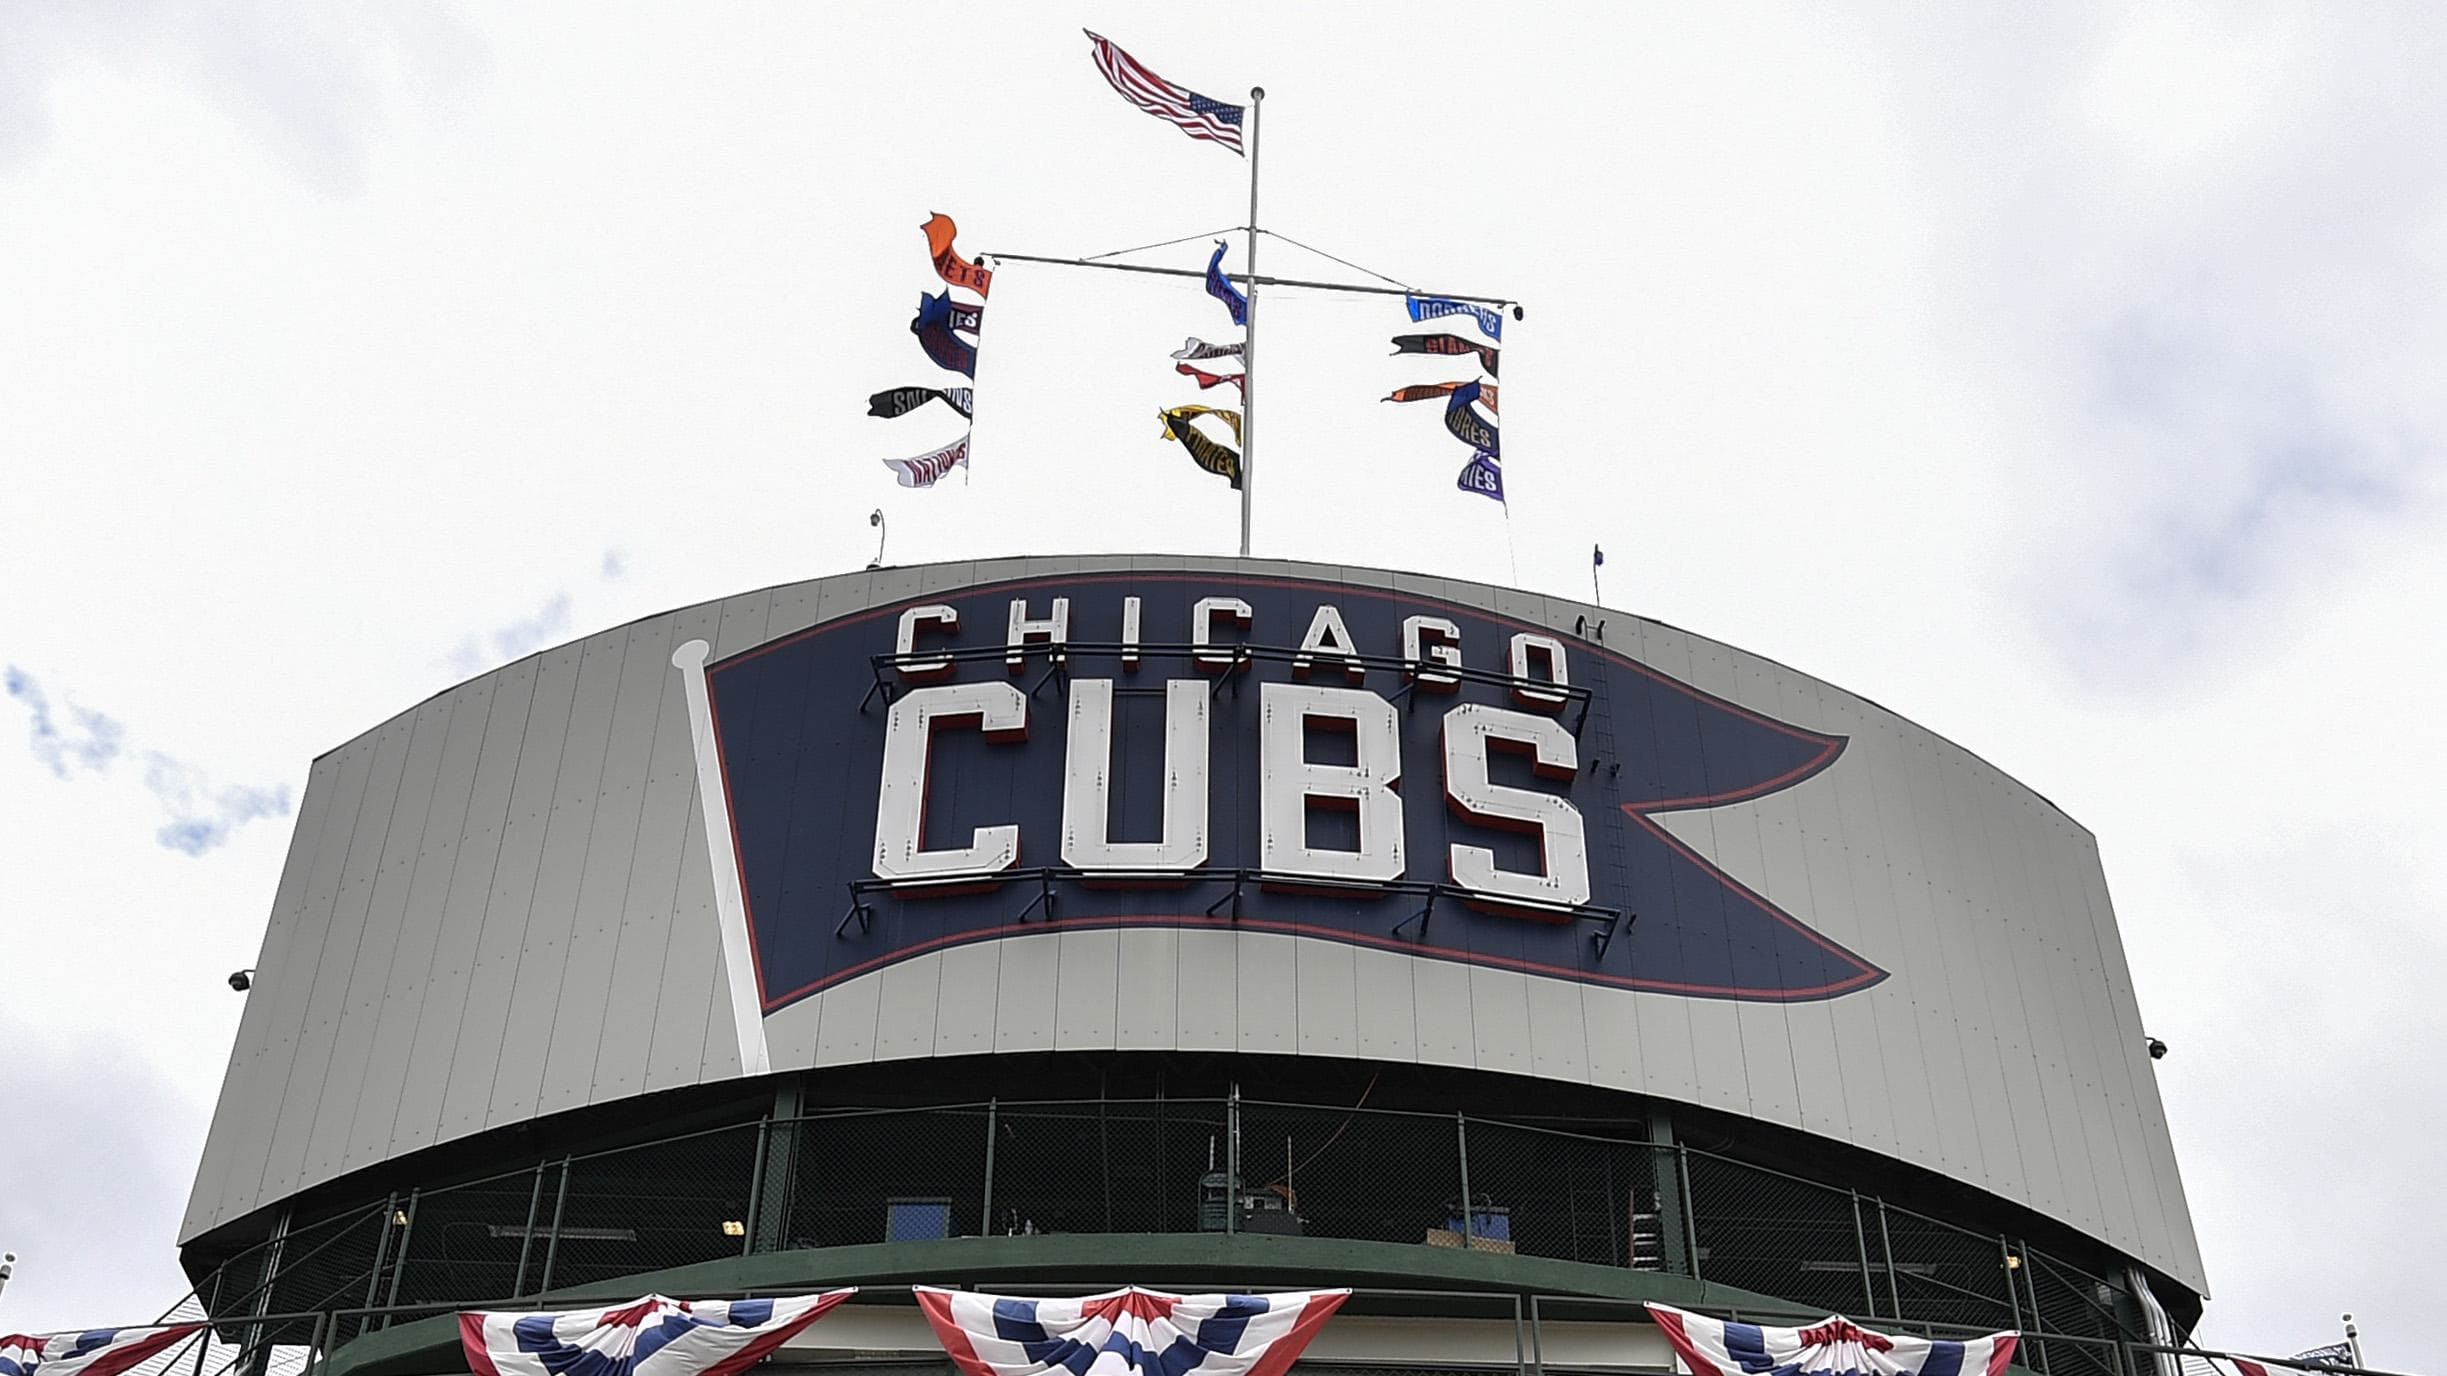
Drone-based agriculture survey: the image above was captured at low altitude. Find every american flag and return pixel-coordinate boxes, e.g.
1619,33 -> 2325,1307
1084,31 -> 1245,155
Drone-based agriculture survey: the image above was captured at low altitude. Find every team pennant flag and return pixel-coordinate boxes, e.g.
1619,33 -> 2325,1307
921,214 -> 992,297
1407,294 -> 1504,341
1643,1304 -> 2017,1376
1172,337 -> 1245,362
882,432 -> 971,488
0,1326 -> 205,1376
1390,333 -> 1498,376
1084,32 -> 1246,155
460,1292 -> 853,1376
1456,450 -> 1504,503
911,292 -> 978,377
915,1286 -> 1346,1376
1205,241 -> 1250,326
1444,381 -> 1498,454
1175,362 -> 1246,394
2237,1348 -> 2361,1376
1158,407 -> 1243,488
1385,382 -> 1497,412
867,387 -> 975,420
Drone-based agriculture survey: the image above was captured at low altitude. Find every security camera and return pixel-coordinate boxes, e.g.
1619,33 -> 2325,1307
2146,1037 -> 2168,1060
228,969 -> 255,992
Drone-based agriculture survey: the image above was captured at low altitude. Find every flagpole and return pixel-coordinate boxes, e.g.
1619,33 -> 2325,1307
1239,86 -> 1263,559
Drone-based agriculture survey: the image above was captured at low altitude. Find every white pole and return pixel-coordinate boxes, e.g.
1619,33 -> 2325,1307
670,639 -> 773,1078
1239,86 -> 1264,558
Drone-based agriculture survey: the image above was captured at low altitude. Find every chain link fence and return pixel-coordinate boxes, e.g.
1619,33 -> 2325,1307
171,1095 -> 2167,1360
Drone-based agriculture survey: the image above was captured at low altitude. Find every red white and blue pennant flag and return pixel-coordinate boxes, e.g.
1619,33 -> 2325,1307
460,1292 -> 853,1376
1084,32 -> 1245,155
1643,1305 -> 2017,1376
916,1287 -> 1347,1376
1,1327 -> 203,1376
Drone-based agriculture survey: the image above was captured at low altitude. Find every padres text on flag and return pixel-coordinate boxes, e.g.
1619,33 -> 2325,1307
1084,32 -> 1246,154
1443,381 -> 1498,454
1205,241 -> 1250,326
0,1327 -> 204,1376
1643,1304 -> 2017,1376
460,1292 -> 853,1376
921,214 -> 993,297
915,1286 -> 1346,1376
883,432 -> 971,488
1406,294 -> 1504,341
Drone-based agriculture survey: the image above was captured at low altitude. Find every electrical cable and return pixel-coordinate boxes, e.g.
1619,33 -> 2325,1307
1081,226 -> 1247,263
1258,227 -> 1418,293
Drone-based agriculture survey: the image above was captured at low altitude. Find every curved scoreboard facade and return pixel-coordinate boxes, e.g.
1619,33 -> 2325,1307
181,554 -> 2204,1337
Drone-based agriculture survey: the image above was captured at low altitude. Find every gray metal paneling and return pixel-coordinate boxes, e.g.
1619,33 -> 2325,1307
180,555 -> 2205,1295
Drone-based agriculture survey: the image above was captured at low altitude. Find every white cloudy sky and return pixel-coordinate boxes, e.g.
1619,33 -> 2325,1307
2,1 -> 2441,1363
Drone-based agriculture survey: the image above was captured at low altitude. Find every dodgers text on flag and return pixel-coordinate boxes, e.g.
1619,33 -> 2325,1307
1643,1304 -> 2017,1376
1205,241 -> 1250,326
883,432 -> 970,488
921,214 -> 992,297
0,1327 -> 205,1376
460,1292 -> 853,1376
1406,294 -> 1504,341
1084,32 -> 1246,155
914,1286 -> 1347,1376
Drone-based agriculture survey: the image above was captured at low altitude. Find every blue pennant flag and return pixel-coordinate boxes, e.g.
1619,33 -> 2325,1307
1444,381 -> 1498,456
1456,449 -> 1504,503
1407,294 -> 1503,342
911,291 -> 977,377
1205,240 -> 1249,326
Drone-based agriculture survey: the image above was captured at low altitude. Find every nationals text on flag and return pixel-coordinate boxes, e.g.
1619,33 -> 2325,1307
1085,32 -> 1246,154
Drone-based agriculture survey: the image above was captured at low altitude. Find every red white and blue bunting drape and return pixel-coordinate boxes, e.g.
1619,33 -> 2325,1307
1642,1304 -> 2017,1376
1,1326 -> 204,1376
917,1287 -> 1348,1376
459,1292 -> 854,1376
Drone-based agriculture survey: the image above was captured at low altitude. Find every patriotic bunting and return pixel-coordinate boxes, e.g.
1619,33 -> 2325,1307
1084,32 -> 1246,155
1385,381 -> 1497,412
1172,337 -> 1245,362
1443,381 -> 1498,454
1642,1304 -> 2017,1376
1389,332 -> 1499,376
1158,407 -> 1243,487
868,387 -> 975,420
922,213 -> 993,297
884,432 -> 971,488
1176,362 -> 1246,394
915,1286 -> 1347,1376
1456,450 -> 1505,502
460,1293 -> 852,1376
1206,241 -> 1250,326
0,1327 -> 204,1376
1407,294 -> 1504,341
911,292 -> 980,377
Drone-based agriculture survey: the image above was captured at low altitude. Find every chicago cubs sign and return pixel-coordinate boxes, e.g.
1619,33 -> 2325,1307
696,574 -> 1883,1014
